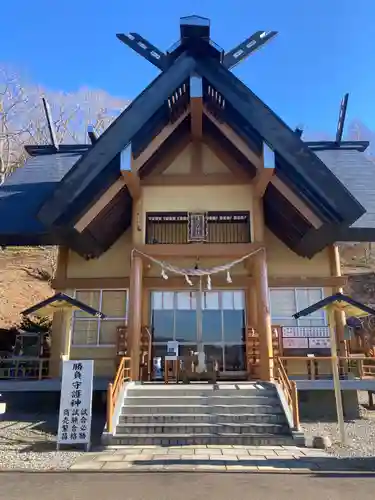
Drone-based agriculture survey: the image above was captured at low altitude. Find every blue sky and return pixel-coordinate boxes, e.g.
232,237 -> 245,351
1,0 -> 374,136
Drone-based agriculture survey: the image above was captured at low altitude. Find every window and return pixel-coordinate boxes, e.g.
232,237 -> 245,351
71,290 -> 128,346
270,288 -> 326,327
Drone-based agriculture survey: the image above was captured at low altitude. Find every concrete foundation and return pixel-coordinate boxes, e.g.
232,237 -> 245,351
298,390 -> 360,421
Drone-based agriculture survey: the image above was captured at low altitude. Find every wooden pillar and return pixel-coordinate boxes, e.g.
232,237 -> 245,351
252,193 -> 273,381
128,254 -> 143,380
328,245 -> 347,356
247,286 -> 258,329
254,249 -> 274,381
61,312 -> 72,360
49,311 -> 64,377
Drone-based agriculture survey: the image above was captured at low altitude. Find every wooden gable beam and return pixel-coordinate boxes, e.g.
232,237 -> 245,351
204,134 -> 253,181
203,108 -> 262,170
271,176 -> 323,229
190,141 -> 203,174
253,142 -> 275,197
121,143 -> 141,200
190,75 -> 203,140
144,134 -> 191,179
74,178 -> 126,233
132,107 -> 190,173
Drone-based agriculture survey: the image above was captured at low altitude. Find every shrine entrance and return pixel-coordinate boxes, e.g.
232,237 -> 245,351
150,289 -> 247,379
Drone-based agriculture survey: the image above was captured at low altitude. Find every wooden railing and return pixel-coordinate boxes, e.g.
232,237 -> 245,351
0,357 -> 49,380
106,357 -> 132,433
278,356 -> 375,381
273,357 -> 300,430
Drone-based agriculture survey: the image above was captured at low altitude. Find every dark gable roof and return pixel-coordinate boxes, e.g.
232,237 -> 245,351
0,152 -> 82,245
315,150 -> 375,233
195,58 -> 365,227
22,292 -> 106,318
37,54 -> 196,228
293,292 -> 375,319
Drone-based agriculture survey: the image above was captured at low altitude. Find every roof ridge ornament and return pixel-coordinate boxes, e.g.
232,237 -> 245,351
335,93 -> 349,144
117,17 -> 277,72
223,30 -> 278,70
41,97 -> 59,152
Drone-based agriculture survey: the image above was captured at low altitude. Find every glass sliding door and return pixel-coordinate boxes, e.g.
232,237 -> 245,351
150,291 -> 197,379
222,291 -> 246,372
150,289 -> 246,378
201,291 -> 224,372
201,291 -> 246,374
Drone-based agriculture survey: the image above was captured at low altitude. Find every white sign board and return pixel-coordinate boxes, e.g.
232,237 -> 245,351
166,341 -> 179,360
282,326 -> 330,338
282,337 -> 308,349
309,338 -> 331,349
57,360 -> 94,451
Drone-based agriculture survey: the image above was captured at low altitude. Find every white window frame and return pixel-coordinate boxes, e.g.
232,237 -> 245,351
71,288 -> 129,348
269,287 -> 328,327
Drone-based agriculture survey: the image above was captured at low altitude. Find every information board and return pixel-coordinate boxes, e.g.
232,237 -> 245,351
166,341 -> 179,360
57,360 -> 94,451
282,337 -> 308,349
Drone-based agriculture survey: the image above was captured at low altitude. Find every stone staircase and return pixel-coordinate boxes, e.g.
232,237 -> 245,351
104,382 -> 299,447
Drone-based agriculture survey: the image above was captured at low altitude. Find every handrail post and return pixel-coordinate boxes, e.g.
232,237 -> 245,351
107,383 -> 113,433
359,359 -> 364,379
291,380 -> 300,430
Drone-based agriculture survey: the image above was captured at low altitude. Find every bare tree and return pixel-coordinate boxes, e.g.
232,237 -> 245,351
0,67 -> 129,184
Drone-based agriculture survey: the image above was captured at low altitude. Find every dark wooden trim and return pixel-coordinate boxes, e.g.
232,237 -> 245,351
336,227 -> 375,243
306,140 -> 369,152
271,176 -> 323,230
74,178 -> 126,232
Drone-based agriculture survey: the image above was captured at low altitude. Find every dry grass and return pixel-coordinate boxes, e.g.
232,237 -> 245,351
0,247 -> 55,329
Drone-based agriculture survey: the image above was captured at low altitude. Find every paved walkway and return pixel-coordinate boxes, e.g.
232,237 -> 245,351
70,445 -> 375,472
2,472 -> 375,500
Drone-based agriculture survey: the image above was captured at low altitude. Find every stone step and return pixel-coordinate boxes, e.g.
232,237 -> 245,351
118,413 -> 286,425
121,404 -> 283,415
115,422 -> 289,435
126,388 -> 276,398
124,395 -> 279,406
108,433 -> 295,447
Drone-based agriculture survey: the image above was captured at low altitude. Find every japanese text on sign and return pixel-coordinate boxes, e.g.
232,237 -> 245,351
57,360 -> 94,449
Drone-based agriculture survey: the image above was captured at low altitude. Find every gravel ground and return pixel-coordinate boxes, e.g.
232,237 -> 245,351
302,391 -> 375,458
0,412 -> 105,470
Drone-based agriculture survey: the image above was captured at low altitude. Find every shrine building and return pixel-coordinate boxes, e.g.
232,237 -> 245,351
1,15 -> 375,386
